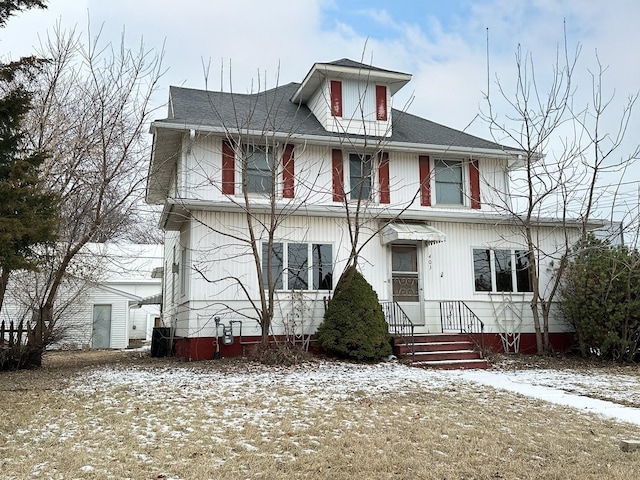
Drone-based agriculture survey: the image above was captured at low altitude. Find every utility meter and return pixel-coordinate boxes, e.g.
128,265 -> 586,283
222,325 -> 233,345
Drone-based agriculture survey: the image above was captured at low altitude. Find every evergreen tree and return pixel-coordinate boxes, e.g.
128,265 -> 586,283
0,0 -> 56,312
316,265 -> 392,361
559,236 -> 640,362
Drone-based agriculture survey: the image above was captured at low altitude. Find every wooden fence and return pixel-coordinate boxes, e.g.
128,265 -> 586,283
0,319 -> 40,370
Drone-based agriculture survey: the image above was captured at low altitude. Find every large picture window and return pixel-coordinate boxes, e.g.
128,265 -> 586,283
262,242 -> 333,291
473,249 -> 532,293
435,159 -> 463,205
349,153 -> 372,200
244,144 -> 274,194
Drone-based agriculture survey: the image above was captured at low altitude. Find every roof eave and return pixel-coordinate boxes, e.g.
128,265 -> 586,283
159,197 -> 595,231
150,120 -> 517,159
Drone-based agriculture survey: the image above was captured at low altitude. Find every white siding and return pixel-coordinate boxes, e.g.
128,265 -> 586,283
388,152 -> 508,213
178,208 -> 574,338
336,79 -> 391,137
163,231 -> 181,322
308,85 -> 329,130
86,287 -> 130,349
183,133 -> 220,200
178,135 -> 508,216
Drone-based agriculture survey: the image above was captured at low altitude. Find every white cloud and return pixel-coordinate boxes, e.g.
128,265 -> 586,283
1,0 -> 637,212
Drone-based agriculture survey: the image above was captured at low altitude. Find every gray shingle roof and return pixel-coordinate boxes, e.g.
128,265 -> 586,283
160,82 -> 505,151
326,58 -> 409,76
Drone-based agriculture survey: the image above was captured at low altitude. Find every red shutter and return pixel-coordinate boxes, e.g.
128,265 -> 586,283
222,141 -> 235,195
331,149 -> 344,202
379,151 -> 390,204
282,143 -> 295,199
470,159 -> 481,209
376,85 -> 387,121
419,155 -> 431,206
330,80 -> 342,117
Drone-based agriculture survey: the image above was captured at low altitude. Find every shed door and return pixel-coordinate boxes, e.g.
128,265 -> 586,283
391,245 -> 423,325
92,304 -> 112,349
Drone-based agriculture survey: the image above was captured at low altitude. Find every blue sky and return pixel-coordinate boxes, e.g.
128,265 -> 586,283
1,0 -> 639,222
322,1 -> 466,38
2,1 -> 637,130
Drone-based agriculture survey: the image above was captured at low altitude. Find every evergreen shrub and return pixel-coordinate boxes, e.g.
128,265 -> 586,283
316,265 -> 392,361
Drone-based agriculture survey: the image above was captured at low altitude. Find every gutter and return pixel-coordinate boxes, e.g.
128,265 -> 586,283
150,121 -> 520,159
159,197 -> 606,230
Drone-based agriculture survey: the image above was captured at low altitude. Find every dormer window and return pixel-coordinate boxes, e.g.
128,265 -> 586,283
330,80 -> 342,117
376,85 -> 387,121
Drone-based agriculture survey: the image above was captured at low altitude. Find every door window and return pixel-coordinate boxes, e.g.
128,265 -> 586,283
392,245 -> 419,302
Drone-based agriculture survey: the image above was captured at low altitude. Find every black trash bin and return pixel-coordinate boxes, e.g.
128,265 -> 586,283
151,327 -> 171,357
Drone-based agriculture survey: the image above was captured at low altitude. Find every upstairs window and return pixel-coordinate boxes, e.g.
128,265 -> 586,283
244,144 -> 274,194
349,153 -> 372,200
376,85 -> 387,121
435,159 -> 463,205
262,242 -> 333,291
473,249 -> 532,293
330,80 -> 342,117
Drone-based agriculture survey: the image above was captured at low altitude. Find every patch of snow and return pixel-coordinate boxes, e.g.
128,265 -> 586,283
69,361 -> 640,427
452,369 -> 640,425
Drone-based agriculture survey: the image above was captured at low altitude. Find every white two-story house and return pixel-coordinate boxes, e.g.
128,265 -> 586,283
146,59 -> 575,360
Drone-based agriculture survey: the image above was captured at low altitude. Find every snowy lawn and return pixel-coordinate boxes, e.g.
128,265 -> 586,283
1,351 -> 640,479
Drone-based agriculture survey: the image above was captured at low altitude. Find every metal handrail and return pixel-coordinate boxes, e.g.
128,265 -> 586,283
380,301 -> 415,361
439,300 -> 485,353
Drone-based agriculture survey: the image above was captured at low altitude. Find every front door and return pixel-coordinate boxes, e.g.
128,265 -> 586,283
92,304 -> 112,349
391,245 -> 423,325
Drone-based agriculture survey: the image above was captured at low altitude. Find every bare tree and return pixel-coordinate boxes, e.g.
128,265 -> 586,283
19,23 -> 164,348
483,35 -> 639,354
174,67 -> 320,346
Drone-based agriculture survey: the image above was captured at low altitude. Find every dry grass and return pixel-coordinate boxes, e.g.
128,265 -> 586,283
1,351 -> 639,479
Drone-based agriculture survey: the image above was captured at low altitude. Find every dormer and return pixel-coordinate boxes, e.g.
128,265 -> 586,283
291,59 -> 411,137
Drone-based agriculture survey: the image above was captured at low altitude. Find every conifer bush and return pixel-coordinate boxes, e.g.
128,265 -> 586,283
559,236 -> 640,362
316,265 -> 392,360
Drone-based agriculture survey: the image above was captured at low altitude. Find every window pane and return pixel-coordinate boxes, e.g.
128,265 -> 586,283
312,244 -> 333,289
349,153 -> 372,200
392,245 -> 418,272
246,145 -> 273,193
494,249 -> 513,292
515,250 -> 532,292
287,243 -> 309,290
262,242 -> 283,290
473,249 -> 492,292
435,160 -> 463,205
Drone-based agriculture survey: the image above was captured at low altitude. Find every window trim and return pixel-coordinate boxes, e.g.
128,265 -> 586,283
472,248 -> 533,294
261,241 -> 334,291
375,85 -> 388,121
330,80 -> 342,117
348,152 -> 374,201
434,158 -> 466,206
242,143 -> 276,195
